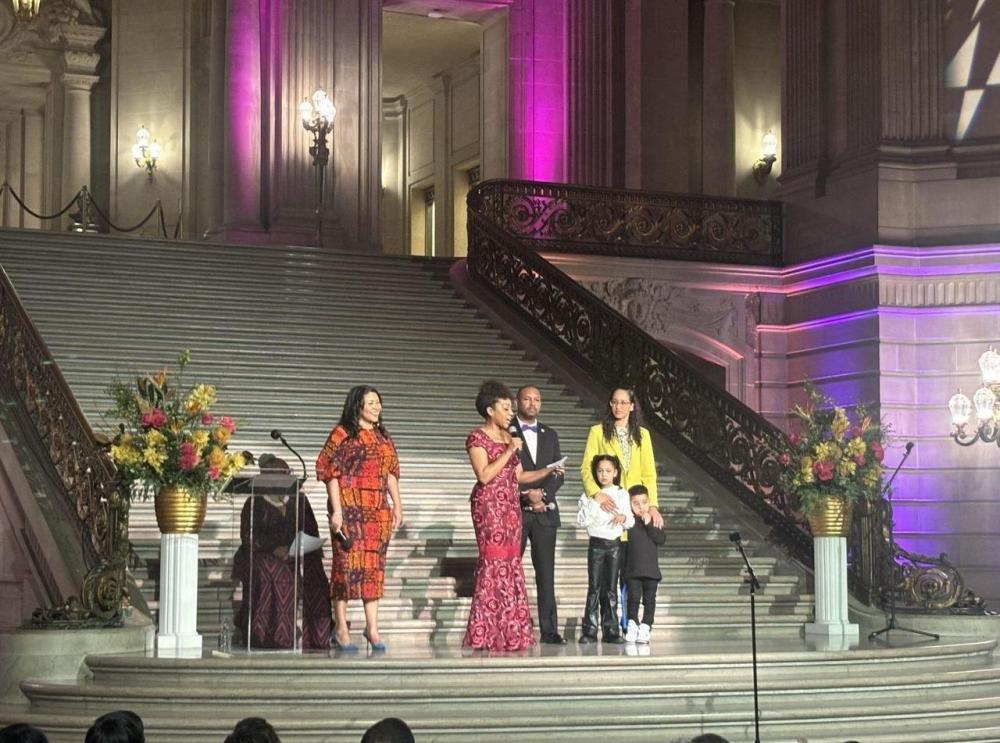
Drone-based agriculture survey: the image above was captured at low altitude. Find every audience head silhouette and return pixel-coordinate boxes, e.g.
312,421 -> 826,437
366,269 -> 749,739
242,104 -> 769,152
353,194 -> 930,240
84,711 -> 144,743
224,717 -> 281,743
360,717 -> 414,743
690,735 -> 730,743
0,723 -> 49,743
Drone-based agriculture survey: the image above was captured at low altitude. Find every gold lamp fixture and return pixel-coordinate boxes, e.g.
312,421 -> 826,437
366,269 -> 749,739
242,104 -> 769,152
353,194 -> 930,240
11,0 -> 41,22
132,126 -> 161,180
752,130 -> 778,184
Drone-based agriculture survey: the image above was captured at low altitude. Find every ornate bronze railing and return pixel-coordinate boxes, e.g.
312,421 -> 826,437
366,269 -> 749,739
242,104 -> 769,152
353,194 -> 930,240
467,179 -> 984,612
470,179 -> 782,265
467,181 -> 810,566
0,264 -> 129,625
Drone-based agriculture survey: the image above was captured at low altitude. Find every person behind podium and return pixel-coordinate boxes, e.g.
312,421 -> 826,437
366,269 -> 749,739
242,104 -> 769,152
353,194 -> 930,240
231,454 -> 332,650
316,385 -> 404,652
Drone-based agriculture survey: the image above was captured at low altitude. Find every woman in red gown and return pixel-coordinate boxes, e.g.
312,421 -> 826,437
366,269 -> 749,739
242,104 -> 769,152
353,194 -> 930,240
316,386 -> 404,652
463,380 -> 564,651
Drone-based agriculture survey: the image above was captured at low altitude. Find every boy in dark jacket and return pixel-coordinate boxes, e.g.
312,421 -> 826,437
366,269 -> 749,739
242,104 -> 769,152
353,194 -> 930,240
624,484 -> 665,643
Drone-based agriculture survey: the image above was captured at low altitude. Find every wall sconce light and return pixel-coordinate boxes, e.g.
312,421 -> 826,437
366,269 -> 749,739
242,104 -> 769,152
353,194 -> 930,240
132,126 -> 160,180
752,130 -> 778,184
10,0 -> 41,22
300,88 -> 337,247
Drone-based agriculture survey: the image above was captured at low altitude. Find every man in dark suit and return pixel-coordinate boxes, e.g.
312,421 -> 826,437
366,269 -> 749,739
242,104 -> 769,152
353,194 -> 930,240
510,384 -> 566,644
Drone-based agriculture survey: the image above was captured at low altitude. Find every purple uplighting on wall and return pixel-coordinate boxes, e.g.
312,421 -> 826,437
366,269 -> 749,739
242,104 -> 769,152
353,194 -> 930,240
509,0 -> 567,182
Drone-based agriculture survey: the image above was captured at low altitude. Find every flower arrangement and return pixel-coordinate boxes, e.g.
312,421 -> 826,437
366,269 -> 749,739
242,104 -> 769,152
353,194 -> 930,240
779,383 -> 890,515
106,350 -> 245,500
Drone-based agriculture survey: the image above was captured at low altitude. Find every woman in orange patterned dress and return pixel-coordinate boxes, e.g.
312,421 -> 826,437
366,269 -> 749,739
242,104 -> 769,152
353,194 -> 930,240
316,386 -> 404,652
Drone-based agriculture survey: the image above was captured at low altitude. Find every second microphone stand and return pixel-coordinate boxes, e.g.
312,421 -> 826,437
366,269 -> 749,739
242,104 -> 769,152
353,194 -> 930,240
730,531 -> 761,743
868,443 -> 939,642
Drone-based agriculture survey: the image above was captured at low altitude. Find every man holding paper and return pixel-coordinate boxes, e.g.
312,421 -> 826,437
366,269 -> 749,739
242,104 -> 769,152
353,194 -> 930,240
231,454 -> 332,650
510,385 -> 567,644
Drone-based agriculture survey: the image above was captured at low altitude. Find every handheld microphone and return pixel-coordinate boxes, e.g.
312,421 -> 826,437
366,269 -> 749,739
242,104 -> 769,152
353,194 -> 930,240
333,528 -> 353,551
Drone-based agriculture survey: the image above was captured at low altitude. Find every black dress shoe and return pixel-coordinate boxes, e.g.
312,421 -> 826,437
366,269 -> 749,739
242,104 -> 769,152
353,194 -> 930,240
540,633 -> 567,645
577,633 -> 598,644
603,634 -> 625,644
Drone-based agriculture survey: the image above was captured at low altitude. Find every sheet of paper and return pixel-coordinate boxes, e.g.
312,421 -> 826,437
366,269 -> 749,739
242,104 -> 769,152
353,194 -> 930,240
547,456 -> 568,469
288,531 -> 327,557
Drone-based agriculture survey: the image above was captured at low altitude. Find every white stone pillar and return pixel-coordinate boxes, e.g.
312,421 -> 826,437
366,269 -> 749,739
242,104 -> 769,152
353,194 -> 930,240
702,0 -> 736,196
22,110 -> 44,230
805,536 -> 859,646
156,533 -> 202,653
60,73 -> 98,213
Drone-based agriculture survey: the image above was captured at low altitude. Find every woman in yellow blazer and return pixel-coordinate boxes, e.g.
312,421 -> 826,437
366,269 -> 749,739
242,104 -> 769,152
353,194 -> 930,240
581,388 -> 664,528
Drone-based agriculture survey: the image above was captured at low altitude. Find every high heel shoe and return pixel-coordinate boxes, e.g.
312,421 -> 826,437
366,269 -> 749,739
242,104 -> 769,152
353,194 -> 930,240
331,631 -> 358,652
362,628 -> 386,652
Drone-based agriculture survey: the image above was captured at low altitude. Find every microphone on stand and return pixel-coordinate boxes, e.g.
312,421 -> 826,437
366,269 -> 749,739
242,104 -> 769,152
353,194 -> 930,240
729,531 -> 742,543
270,429 -> 308,482
880,441 -> 914,498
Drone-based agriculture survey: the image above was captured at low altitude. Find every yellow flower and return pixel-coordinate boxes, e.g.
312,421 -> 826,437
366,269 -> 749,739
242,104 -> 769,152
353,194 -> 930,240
185,384 -> 217,414
800,455 -> 813,476
153,368 -> 168,387
110,437 -> 141,466
814,442 -> 842,463
837,458 -> 856,478
212,425 -> 232,445
206,447 -> 227,470
831,408 -> 849,438
862,467 -> 881,487
145,429 -> 166,448
143,446 -> 166,473
846,437 -> 866,458
222,452 -> 246,478
193,430 -> 210,450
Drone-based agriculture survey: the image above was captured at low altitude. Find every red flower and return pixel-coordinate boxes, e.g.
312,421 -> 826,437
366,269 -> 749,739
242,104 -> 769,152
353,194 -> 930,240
813,460 -> 835,482
853,454 -> 866,467
179,442 -> 199,471
219,416 -> 236,433
789,432 -> 801,446
779,452 -> 792,466
870,441 -> 884,463
140,408 -> 167,429
201,413 -> 214,426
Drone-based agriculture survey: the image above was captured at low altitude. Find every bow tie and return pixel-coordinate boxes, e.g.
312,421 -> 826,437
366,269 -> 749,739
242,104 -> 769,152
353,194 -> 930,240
521,424 -> 539,433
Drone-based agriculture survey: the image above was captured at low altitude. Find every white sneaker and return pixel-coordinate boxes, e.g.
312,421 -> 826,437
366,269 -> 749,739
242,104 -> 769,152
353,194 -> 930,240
637,623 -> 651,644
624,620 -> 638,643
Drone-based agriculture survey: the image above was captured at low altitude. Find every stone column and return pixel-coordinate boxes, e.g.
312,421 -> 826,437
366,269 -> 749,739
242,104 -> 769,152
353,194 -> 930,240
702,0 -> 735,196
156,533 -> 202,653
22,110 -> 43,230
431,75 -> 453,257
381,96 -> 407,254
566,0 -> 625,187
805,536 -> 859,647
60,73 -> 98,213
222,0 -> 265,239
334,0 -> 382,250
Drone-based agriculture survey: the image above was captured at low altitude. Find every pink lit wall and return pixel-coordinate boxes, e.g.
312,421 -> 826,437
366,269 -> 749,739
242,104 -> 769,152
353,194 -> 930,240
508,0 -> 568,182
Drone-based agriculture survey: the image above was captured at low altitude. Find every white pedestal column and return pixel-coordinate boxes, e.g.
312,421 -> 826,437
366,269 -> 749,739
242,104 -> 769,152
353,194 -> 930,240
156,533 -> 202,653
805,536 -> 859,646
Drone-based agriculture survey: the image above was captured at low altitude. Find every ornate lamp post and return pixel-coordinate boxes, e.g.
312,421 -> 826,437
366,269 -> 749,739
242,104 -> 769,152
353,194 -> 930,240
299,89 -> 336,247
948,346 -> 1000,447
10,0 -> 41,22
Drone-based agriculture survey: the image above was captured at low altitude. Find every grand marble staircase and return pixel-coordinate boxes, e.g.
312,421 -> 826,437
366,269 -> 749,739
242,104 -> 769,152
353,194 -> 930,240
4,230 -> 1000,742
0,230 -> 809,644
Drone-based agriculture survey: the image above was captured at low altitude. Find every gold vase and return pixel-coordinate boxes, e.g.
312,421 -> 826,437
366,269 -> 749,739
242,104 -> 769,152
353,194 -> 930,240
154,485 -> 208,534
806,497 -> 854,537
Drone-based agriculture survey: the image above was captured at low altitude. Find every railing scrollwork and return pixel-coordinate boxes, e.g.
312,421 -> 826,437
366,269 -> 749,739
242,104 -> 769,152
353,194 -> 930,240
0,264 -> 129,626
467,179 -> 986,613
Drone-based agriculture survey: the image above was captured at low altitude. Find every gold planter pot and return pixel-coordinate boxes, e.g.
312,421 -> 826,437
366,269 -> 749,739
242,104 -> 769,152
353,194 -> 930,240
154,485 -> 208,534
806,497 -> 854,538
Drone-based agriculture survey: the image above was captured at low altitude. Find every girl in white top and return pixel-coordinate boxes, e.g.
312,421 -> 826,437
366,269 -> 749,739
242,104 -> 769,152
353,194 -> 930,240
576,454 -> 634,643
